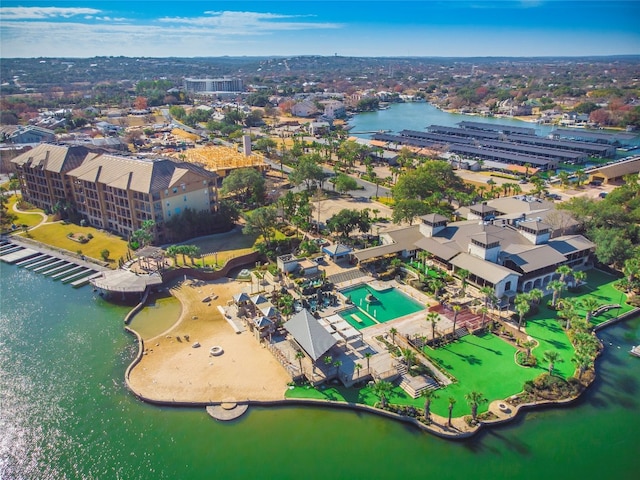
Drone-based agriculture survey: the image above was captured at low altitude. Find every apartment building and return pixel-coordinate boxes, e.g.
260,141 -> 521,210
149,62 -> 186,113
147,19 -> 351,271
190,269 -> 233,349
66,154 -> 217,241
183,77 -> 244,94
12,145 -> 217,242
11,144 -> 91,210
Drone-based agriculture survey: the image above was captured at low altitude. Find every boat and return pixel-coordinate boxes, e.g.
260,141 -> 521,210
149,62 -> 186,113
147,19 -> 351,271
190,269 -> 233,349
630,345 -> 640,358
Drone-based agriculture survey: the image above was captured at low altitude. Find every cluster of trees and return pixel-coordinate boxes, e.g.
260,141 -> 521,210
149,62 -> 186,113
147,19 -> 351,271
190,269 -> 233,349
164,202 -> 239,243
165,244 -> 202,265
326,208 -> 371,238
134,79 -> 177,107
559,174 -> 640,268
221,168 -> 266,206
0,187 -> 17,232
391,161 -> 469,224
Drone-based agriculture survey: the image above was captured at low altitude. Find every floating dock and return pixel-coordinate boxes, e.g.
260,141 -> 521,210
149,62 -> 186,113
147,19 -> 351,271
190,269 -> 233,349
0,239 -> 107,288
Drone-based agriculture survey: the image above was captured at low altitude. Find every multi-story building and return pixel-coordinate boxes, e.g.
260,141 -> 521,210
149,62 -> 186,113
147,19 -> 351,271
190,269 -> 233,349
12,145 -> 218,242
183,77 -> 244,94
11,144 -> 91,211
66,153 -> 217,241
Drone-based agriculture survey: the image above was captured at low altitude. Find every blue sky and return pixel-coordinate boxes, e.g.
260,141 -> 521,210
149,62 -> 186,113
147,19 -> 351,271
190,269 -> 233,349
1,1 -> 639,58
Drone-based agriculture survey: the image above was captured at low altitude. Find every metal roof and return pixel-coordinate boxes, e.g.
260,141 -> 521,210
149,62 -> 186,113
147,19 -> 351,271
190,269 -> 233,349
448,144 -> 554,167
284,309 -> 337,361
458,121 -> 535,136
450,252 -> 520,284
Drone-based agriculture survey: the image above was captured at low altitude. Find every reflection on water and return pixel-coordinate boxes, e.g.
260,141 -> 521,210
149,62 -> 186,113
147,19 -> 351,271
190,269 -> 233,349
1,265 -> 639,479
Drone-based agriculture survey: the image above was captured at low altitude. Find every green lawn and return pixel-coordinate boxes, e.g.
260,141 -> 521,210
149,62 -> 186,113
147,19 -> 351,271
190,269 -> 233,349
286,269 -> 634,418
425,332 -> 547,417
5,195 -> 48,229
558,269 -> 632,325
23,222 -> 129,266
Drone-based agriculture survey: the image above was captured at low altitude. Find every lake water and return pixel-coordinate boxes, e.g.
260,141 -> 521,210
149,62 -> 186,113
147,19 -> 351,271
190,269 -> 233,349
1,263 -> 639,479
347,102 -> 640,149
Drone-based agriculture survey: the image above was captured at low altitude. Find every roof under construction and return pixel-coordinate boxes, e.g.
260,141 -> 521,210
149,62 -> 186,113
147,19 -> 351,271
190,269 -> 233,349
171,146 -> 266,176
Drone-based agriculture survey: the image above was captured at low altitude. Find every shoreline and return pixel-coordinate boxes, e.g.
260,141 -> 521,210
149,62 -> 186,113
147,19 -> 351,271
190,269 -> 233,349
120,273 -> 638,439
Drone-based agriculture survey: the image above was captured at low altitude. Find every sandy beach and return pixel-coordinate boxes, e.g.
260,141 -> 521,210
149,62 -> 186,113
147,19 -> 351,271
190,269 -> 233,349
126,277 -> 291,403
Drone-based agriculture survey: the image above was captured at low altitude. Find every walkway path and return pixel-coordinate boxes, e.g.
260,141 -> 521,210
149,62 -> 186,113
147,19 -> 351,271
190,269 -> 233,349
12,202 -> 49,231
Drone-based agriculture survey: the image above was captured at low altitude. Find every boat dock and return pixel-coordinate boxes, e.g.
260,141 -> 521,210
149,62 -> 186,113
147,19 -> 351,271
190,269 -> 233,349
0,238 -> 108,288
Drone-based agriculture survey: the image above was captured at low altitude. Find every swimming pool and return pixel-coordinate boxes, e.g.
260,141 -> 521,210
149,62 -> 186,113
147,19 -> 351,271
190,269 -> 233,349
339,284 -> 425,329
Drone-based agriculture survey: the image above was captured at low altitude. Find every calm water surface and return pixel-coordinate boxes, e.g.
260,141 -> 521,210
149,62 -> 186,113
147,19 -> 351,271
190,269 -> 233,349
348,102 -> 640,148
1,264 -> 639,479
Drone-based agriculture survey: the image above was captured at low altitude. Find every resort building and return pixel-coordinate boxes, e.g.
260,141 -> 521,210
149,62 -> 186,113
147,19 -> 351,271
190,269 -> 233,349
354,196 -> 594,302
66,154 -> 217,241
11,144 -> 92,211
12,145 -> 218,242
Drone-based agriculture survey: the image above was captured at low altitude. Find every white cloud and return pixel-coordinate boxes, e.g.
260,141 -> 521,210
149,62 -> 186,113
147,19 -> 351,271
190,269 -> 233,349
158,10 -> 341,33
0,7 -> 102,19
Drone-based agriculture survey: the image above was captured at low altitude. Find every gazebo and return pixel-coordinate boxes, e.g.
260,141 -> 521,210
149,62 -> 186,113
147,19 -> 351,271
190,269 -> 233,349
322,243 -> 353,262
283,309 -> 337,362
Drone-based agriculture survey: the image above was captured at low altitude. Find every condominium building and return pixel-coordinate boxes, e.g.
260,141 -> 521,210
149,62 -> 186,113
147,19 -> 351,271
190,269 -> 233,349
183,77 -> 244,94
66,154 -> 217,241
12,145 -> 218,242
11,144 -> 91,210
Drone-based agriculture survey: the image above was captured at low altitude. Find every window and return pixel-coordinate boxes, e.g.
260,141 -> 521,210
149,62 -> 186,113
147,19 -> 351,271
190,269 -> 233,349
184,195 -> 187,202
172,187 -> 178,194
505,281 -> 512,291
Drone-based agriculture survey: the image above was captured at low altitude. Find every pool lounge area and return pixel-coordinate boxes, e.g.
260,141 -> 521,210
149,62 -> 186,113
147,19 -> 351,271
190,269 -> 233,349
339,284 -> 425,329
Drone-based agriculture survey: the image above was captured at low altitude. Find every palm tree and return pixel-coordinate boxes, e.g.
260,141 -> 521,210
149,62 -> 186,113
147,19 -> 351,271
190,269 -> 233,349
185,245 -> 201,265
451,305 -> 462,340
558,297 -> 578,330
323,355 -> 333,369
371,380 -> 393,409
354,362 -> 363,379
572,270 -> 587,288
543,350 -> 562,376
515,293 -> 531,331
527,288 -> 544,306
165,245 -> 179,265
573,332 -> 600,357
580,297 -> 600,323
549,280 -> 565,308
556,265 -> 573,284
430,279 -> 445,300
333,360 -> 342,379
522,339 -> 537,361
572,352 -> 593,380
389,327 -> 398,345
295,350 -> 305,376
417,250 -> 429,275
480,286 -> 495,309
364,352 -> 373,372
465,391 -> 488,423
427,311 -> 440,344
401,348 -> 417,371
447,397 -> 457,427
421,389 -> 439,424
457,269 -> 470,296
